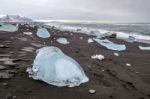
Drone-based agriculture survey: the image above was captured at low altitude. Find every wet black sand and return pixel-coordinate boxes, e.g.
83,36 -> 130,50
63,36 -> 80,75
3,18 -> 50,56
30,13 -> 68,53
0,24 -> 150,99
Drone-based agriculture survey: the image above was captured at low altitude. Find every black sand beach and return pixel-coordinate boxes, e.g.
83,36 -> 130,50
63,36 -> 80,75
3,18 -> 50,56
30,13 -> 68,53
0,24 -> 150,99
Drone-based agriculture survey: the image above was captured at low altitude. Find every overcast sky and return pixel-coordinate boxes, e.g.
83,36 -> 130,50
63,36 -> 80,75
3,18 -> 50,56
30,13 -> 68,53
0,0 -> 150,22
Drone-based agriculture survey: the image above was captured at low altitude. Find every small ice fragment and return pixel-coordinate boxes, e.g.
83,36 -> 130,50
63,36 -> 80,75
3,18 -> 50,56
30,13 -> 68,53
88,38 -> 94,43
138,46 -> 150,50
36,28 -> 50,38
27,46 -> 89,87
0,24 -> 18,32
23,32 -> 32,35
114,53 -> 119,56
126,36 -> 136,43
91,54 -> 104,61
126,63 -> 131,67
56,37 -> 69,44
89,89 -> 96,94
80,37 -> 83,40
94,38 -> 126,51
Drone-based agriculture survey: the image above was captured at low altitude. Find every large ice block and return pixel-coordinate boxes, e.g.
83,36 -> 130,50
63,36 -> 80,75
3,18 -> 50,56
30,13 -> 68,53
27,46 -> 89,87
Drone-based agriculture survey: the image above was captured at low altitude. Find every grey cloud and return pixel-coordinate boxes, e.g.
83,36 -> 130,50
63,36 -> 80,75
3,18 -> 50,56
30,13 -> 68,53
0,0 -> 150,22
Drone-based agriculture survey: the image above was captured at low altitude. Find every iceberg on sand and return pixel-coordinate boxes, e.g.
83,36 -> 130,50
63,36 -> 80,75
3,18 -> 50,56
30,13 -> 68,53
26,46 -> 89,87
94,38 -> 126,51
36,28 -> 50,38
56,37 -> 69,44
0,24 -> 18,32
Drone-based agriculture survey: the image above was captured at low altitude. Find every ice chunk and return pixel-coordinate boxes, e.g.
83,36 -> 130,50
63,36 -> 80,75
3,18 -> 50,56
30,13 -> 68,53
88,38 -> 94,43
126,36 -> 136,43
21,47 -> 35,52
114,53 -> 119,56
91,54 -> 104,60
126,63 -> 131,67
94,38 -> 126,51
56,37 -> 69,44
23,32 -> 32,35
26,46 -> 89,87
139,46 -> 150,50
0,24 -> 18,32
36,28 -> 50,38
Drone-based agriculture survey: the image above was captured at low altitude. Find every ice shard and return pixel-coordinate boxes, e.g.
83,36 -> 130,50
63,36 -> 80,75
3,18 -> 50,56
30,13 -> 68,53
0,24 -> 18,32
26,46 -> 89,87
36,28 -> 50,38
94,38 -> 126,51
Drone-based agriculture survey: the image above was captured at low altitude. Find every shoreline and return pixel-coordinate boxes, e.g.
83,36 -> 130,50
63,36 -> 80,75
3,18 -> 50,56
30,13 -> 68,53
0,24 -> 150,99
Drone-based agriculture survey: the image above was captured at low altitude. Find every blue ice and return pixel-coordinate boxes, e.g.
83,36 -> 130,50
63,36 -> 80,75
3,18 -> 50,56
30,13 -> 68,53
36,28 -> 50,38
27,46 -> 89,87
94,38 -> 126,51
0,24 -> 18,32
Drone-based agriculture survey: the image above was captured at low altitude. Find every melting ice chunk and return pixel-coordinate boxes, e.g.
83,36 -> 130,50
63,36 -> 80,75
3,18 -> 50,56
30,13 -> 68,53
36,28 -> 50,38
56,37 -> 69,44
23,32 -> 32,35
0,24 -> 18,32
126,36 -> 136,43
26,46 -> 89,87
94,38 -> 126,51
91,54 -> 104,60
88,38 -> 94,43
139,45 -> 150,50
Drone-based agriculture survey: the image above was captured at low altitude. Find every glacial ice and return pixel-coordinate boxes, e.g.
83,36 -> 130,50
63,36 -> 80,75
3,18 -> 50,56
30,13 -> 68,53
91,54 -> 104,60
56,37 -> 69,44
36,28 -> 50,38
26,46 -> 89,87
94,38 -> 126,51
139,46 -> 150,50
0,24 -> 18,32
23,32 -> 32,35
126,36 -> 136,43
88,38 -> 94,43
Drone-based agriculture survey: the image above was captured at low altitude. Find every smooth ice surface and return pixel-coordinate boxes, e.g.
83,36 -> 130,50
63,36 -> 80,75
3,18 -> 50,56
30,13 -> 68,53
56,37 -> 69,44
27,46 -> 89,87
0,24 -> 18,32
36,28 -> 50,38
94,38 -> 126,51
139,46 -> 150,50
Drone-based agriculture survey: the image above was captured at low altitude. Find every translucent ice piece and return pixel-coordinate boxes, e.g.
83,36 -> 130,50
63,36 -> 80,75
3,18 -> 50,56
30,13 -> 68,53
126,36 -> 136,43
56,37 -> 69,44
94,38 -> 126,51
36,28 -> 50,38
0,24 -> 18,32
27,46 -> 89,87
